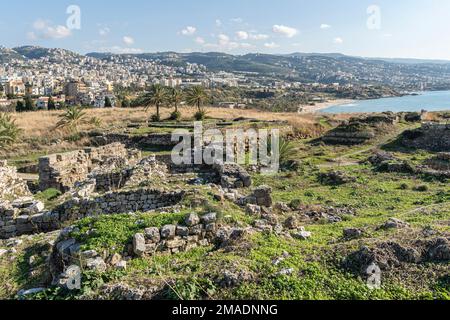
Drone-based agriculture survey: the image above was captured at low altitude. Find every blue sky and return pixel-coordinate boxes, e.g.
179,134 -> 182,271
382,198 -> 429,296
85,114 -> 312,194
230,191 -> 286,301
1,0 -> 450,59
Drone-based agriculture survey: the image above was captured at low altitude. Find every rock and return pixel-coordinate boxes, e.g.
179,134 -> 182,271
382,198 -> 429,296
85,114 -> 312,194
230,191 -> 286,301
293,230 -> 312,240
160,225 -> 176,239
86,257 -> 107,272
343,228 -> 363,239
274,202 -> 290,213
176,226 -> 189,237
144,227 -> 161,243
381,218 -> 410,230
133,233 -> 146,256
284,216 -> 299,230
0,249 -> 7,257
245,204 -> 261,216
184,213 -> 200,227
253,185 -> 273,207
318,171 -> 356,186
426,238 -> 450,262
17,288 -> 46,297
108,253 -> 122,266
277,268 -> 294,276
80,250 -> 98,259
201,213 -> 217,224
217,269 -> 254,288
56,239 -> 76,256
254,220 -> 273,232
115,260 -> 127,270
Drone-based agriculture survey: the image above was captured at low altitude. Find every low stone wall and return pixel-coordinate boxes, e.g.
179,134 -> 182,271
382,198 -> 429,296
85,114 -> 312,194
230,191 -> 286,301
38,143 -> 141,192
0,188 -> 185,239
0,160 -> 31,200
55,188 -> 185,222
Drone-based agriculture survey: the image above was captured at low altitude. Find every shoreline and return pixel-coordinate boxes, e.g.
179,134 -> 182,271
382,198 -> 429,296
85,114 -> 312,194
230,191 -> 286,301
299,99 -> 356,113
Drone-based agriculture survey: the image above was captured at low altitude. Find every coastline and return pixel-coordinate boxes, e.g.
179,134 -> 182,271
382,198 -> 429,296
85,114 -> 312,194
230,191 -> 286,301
299,99 -> 356,113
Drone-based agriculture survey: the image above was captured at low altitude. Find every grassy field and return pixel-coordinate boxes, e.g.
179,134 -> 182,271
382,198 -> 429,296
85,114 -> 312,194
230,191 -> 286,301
0,109 -> 449,300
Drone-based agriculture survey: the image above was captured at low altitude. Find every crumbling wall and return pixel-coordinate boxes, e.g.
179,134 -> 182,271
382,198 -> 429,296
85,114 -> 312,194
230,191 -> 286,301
0,160 -> 31,200
402,123 -> 450,152
38,143 -> 141,192
0,188 -> 185,239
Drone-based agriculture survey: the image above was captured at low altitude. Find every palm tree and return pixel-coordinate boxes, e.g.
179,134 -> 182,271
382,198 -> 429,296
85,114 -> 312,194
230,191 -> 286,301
55,106 -> 87,133
185,86 -> 208,113
140,84 -> 169,122
170,87 -> 183,113
0,113 -> 21,147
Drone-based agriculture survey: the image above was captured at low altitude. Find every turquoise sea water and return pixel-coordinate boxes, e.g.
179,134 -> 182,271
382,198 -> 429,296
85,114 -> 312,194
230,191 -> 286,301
322,90 -> 450,114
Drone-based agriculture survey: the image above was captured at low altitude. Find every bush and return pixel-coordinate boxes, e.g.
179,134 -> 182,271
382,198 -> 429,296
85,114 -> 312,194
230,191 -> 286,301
414,185 -> 429,192
194,110 -> 207,121
150,114 -> 161,122
169,111 -> 181,121
0,113 -> 21,147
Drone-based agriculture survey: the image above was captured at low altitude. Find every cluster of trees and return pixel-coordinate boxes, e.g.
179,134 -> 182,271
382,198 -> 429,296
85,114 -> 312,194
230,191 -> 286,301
138,84 -> 209,122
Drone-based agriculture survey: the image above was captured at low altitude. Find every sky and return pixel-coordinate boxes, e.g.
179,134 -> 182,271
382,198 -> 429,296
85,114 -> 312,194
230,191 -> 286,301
1,0 -> 450,60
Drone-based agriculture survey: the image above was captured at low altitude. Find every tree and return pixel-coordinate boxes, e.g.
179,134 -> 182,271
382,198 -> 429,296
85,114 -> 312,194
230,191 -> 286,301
185,86 -> 208,113
15,100 -> 25,113
170,87 -> 183,113
140,84 -> 170,122
104,96 -> 113,108
24,96 -> 35,111
122,98 -> 131,108
47,97 -> 56,110
55,106 -> 87,133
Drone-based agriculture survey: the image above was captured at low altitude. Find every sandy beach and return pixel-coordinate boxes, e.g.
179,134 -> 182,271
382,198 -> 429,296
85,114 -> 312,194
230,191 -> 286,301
298,99 -> 356,113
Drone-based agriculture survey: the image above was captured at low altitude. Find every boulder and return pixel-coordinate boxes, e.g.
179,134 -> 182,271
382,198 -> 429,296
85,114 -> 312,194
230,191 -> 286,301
144,227 -> 161,243
185,213 -> 200,227
86,257 -> 107,272
160,225 -> 176,239
201,213 -> 217,224
381,218 -> 410,230
133,233 -> 146,256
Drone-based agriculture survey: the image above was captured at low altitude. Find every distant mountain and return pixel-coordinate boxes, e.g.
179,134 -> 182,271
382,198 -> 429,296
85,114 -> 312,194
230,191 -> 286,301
3,46 -> 450,89
13,46 -> 82,60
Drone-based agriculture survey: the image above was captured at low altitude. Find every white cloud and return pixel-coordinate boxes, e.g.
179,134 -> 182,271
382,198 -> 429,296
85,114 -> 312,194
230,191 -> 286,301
264,42 -> 280,49
333,37 -> 344,44
29,19 -> 72,40
236,31 -> 249,40
195,37 -> 205,44
250,33 -> 269,41
320,24 -> 331,29
99,27 -> 110,36
272,25 -> 298,38
230,17 -> 244,23
202,33 -> 251,51
181,26 -> 196,36
123,36 -> 135,46
215,19 -> 222,27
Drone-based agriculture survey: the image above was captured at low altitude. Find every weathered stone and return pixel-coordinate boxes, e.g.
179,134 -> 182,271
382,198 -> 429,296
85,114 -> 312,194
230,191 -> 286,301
161,225 -> 176,239
253,185 -> 273,207
201,213 -> 217,224
144,227 -> 161,243
245,204 -> 261,216
185,213 -> 200,227
344,228 -> 363,239
176,226 -> 189,237
381,218 -> 410,230
133,233 -> 146,256
115,260 -> 127,270
86,257 -> 107,272
293,230 -> 312,240
284,216 -> 299,230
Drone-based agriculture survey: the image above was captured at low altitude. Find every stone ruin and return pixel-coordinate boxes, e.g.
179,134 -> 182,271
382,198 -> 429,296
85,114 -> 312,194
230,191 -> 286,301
0,141 -> 257,240
322,113 -> 397,145
38,143 -> 141,192
401,122 -> 450,152
0,160 -> 31,200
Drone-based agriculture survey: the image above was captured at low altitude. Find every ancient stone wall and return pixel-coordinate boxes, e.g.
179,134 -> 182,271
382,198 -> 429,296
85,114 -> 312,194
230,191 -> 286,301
0,188 -> 184,239
0,160 -> 31,200
38,143 -> 141,192
402,123 -> 450,152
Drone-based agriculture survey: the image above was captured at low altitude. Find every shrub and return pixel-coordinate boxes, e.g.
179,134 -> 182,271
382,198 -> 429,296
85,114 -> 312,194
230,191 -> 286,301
0,113 -> 21,147
169,111 -> 181,121
150,114 -> 161,122
414,185 -> 429,192
194,110 -> 207,121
